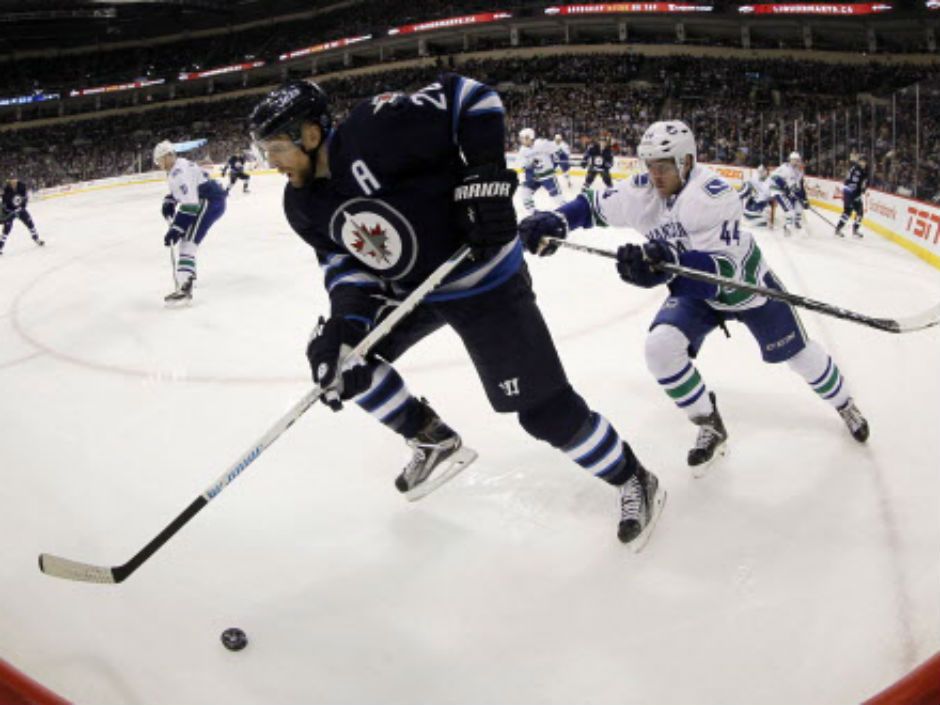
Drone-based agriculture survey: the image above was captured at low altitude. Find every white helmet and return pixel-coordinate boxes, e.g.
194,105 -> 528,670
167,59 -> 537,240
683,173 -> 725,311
518,127 -> 535,143
153,140 -> 175,165
757,164 -> 768,179
638,120 -> 696,175
789,151 -> 802,164
554,133 -> 563,142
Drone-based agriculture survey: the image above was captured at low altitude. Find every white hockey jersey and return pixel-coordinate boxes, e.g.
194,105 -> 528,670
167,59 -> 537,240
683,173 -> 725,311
583,165 -> 770,311
166,157 -> 218,207
742,172 -> 773,204
553,139 -> 571,161
519,138 -> 558,180
769,163 -> 803,195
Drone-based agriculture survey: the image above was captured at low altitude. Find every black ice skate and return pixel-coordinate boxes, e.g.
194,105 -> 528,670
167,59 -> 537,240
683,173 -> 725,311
837,398 -> 869,443
852,225 -> 863,239
33,237 -> 45,247
617,462 -> 666,551
834,224 -> 845,238
688,391 -> 728,477
164,278 -> 193,307
395,399 -> 477,501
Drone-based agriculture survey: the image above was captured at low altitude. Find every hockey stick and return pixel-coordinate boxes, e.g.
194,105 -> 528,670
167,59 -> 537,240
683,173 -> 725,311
545,237 -> 940,334
39,245 -> 474,584
168,243 -> 177,289
808,205 -> 839,229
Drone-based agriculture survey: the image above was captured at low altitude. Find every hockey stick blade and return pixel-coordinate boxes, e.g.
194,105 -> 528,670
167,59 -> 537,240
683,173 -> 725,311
38,554 -> 118,584
546,237 -> 940,334
38,246 -> 473,584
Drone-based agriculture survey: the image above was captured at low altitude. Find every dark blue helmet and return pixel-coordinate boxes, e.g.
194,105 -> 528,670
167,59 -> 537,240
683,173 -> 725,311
248,80 -> 331,147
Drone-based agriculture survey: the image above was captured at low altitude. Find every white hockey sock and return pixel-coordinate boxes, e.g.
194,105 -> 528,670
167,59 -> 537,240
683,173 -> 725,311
786,340 -> 852,410
176,240 -> 198,287
645,325 -> 714,419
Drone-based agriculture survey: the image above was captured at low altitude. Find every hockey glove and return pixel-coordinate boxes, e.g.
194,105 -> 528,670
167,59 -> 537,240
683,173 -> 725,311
518,210 -> 567,257
161,194 -> 177,223
306,316 -> 373,411
454,164 -> 519,256
616,240 -> 676,288
164,223 -> 185,247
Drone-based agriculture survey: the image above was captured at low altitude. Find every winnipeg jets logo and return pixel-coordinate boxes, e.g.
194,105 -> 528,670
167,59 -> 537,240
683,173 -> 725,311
371,92 -> 402,114
344,211 -> 393,265
330,198 -> 418,278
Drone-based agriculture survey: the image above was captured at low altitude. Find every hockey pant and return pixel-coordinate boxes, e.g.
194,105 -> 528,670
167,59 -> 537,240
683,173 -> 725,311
643,272 -> 852,420
773,192 -> 802,229
174,197 -> 226,287
1,208 -> 39,242
345,267 -> 640,486
519,176 -> 562,214
837,193 -> 863,232
583,169 -> 613,190
228,171 -> 250,190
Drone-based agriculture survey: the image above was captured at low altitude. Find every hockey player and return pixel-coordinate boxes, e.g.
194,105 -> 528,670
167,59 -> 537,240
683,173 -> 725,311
553,133 -> 572,189
835,154 -> 868,239
581,139 -> 613,191
248,77 -> 665,546
769,152 -> 807,236
517,128 -> 563,215
738,165 -> 773,227
153,141 -> 227,305
0,178 -> 44,255
221,153 -> 251,194
519,120 -> 869,474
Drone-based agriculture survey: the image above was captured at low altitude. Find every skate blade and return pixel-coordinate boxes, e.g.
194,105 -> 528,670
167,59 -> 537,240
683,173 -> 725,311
631,486 -> 667,554
163,296 -> 193,308
404,446 -> 478,502
691,441 -> 729,479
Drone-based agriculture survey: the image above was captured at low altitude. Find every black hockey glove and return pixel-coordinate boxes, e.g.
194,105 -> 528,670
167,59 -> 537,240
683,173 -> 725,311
454,164 -> 518,256
161,194 -> 177,223
518,211 -> 567,257
164,222 -> 185,247
306,316 -> 373,411
616,240 -> 676,288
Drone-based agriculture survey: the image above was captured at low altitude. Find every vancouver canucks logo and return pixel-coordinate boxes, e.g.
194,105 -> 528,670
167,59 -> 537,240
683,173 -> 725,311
329,198 -> 418,279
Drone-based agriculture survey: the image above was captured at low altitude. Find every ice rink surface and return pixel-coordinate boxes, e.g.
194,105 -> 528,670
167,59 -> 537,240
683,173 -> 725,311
1,172 -> 938,705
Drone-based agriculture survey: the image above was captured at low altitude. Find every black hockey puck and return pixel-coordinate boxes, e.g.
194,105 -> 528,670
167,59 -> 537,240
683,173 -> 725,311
221,627 -> 248,651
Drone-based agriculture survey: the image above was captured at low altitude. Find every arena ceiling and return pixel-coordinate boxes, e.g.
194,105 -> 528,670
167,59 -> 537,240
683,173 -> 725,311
0,0 -> 324,50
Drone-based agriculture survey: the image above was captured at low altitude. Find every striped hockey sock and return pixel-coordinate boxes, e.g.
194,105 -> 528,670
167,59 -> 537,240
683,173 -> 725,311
658,361 -> 713,419
353,361 -> 426,438
562,412 -> 635,485
787,340 -> 851,410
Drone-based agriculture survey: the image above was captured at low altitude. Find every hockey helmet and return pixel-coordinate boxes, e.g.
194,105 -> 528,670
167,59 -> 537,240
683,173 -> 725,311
153,140 -> 175,166
757,164 -> 768,178
248,80 -> 331,151
637,120 -> 696,177
789,151 -> 802,164
554,133 -> 563,142
518,127 -> 535,144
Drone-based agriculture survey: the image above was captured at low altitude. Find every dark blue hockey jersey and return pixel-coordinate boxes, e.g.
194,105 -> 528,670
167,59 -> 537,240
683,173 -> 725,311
226,155 -> 246,174
2,181 -> 29,213
282,73 -> 522,325
582,143 -> 613,171
843,163 -> 869,197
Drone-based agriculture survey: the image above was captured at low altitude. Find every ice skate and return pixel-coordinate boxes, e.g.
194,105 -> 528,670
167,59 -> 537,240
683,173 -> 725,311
688,391 -> 728,477
617,462 -> 666,551
852,226 -> 863,239
395,399 -> 477,501
834,224 -> 845,238
33,236 -> 45,247
837,398 -> 869,443
164,278 -> 193,307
